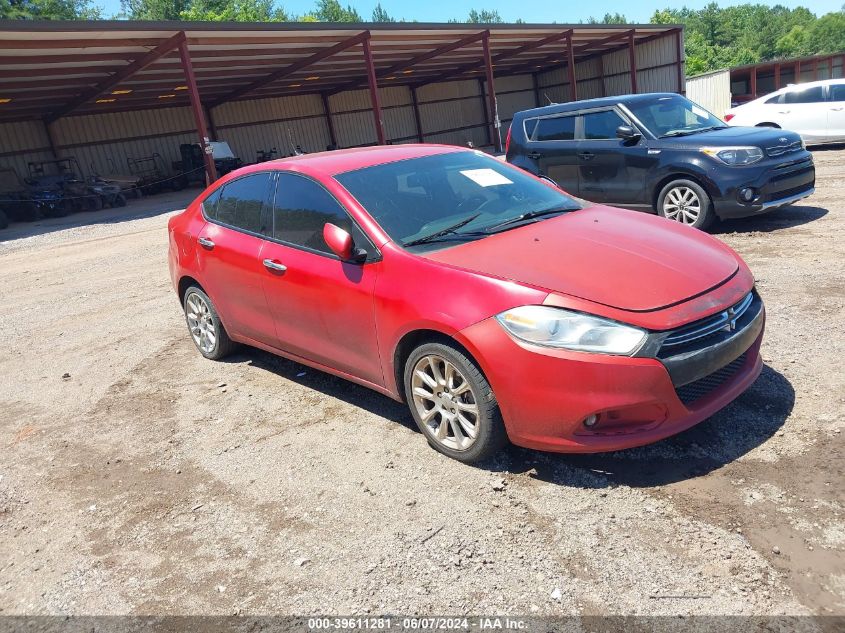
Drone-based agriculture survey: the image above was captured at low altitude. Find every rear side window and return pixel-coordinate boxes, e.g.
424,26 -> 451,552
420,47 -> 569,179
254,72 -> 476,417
829,83 -> 845,102
523,118 -> 539,139
273,173 -> 355,254
534,115 -> 576,142
214,173 -> 273,235
765,94 -> 782,104
582,109 -> 627,140
201,187 -> 222,219
784,86 -> 824,104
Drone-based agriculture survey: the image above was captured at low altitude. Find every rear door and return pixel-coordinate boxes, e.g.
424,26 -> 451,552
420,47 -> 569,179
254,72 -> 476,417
826,82 -> 845,142
260,172 -> 383,386
526,112 -> 580,196
577,107 -> 655,206
195,172 -> 277,346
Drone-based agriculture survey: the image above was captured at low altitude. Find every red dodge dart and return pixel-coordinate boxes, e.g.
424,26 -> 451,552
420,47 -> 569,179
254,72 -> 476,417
168,145 -> 764,463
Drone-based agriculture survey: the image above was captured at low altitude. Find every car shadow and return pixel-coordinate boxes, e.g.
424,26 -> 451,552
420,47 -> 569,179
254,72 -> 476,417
714,205 -> 828,235
229,345 -> 793,487
484,364 -> 794,488
0,188 -> 199,243
227,348 -> 418,434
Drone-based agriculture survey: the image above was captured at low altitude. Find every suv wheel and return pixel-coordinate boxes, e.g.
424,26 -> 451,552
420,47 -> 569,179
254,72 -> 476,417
657,179 -> 714,230
404,342 -> 508,463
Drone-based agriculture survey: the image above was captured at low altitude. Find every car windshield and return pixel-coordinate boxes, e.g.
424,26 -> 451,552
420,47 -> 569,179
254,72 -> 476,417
334,150 -> 582,250
626,95 -> 726,138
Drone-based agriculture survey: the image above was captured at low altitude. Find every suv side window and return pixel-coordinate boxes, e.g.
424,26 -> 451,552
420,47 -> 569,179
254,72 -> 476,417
214,173 -> 273,235
829,83 -> 845,102
765,94 -> 783,104
533,114 -> 576,142
582,109 -> 627,140
273,173 -> 369,256
784,86 -> 824,104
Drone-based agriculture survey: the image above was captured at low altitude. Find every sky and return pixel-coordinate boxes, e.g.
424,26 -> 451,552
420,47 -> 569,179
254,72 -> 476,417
99,0 -> 844,22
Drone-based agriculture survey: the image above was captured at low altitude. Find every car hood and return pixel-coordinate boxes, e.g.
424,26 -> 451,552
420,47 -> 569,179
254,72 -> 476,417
421,206 -> 739,312
666,125 -> 802,149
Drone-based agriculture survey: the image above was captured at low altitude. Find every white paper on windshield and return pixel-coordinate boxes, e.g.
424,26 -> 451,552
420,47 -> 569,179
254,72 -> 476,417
460,168 -> 513,187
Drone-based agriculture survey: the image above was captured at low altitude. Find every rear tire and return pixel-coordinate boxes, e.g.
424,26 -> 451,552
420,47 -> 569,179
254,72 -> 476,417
404,342 -> 508,464
114,193 -> 127,207
657,179 -> 714,230
183,285 -> 237,361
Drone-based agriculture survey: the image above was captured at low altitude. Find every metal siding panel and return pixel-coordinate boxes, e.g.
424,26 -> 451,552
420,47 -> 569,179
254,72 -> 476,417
686,70 -> 732,118
417,79 -> 480,103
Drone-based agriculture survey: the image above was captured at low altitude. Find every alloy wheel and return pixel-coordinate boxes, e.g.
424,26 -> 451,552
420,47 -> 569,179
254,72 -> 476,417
185,292 -> 217,354
410,354 -> 480,451
663,186 -> 702,224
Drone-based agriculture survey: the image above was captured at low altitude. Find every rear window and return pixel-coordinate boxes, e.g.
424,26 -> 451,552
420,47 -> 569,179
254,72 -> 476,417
534,115 -> 576,142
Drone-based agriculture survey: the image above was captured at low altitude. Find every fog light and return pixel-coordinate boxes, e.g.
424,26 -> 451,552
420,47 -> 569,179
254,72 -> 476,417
583,414 -> 598,428
739,187 -> 755,202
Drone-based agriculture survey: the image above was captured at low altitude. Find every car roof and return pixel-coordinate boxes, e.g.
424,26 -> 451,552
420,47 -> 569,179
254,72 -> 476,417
774,78 -> 844,92
513,92 -> 679,119
263,143 -> 466,176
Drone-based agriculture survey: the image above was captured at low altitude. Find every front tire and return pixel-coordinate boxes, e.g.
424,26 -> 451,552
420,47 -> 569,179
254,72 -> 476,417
183,286 -> 237,360
404,342 -> 508,463
657,179 -> 714,230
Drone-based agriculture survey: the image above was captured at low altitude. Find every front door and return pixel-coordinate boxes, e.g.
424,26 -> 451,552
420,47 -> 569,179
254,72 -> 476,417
827,82 -> 845,142
777,84 -> 827,142
577,108 -> 654,206
260,172 -> 383,386
194,172 -> 277,346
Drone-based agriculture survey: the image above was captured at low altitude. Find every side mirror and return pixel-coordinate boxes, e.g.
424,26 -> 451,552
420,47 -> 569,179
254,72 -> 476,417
616,125 -> 640,141
323,223 -> 366,263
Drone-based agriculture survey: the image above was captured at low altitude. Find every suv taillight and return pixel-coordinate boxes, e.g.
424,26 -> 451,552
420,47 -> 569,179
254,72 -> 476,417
505,125 -> 512,154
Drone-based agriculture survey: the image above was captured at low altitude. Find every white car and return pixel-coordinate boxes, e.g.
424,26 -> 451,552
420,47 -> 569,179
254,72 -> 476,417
725,79 -> 845,145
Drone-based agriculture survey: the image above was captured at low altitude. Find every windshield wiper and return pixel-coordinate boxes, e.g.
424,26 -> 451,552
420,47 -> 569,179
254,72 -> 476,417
482,206 -> 576,233
661,125 -> 727,138
403,213 -> 482,247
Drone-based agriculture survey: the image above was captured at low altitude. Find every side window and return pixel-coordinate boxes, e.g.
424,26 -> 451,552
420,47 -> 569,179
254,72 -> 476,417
534,115 -> 576,142
215,173 -> 273,235
273,173 -> 358,255
201,187 -> 222,220
784,86 -> 824,104
523,118 -> 539,139
765,94 -> 783,104
829,83 -> 845,102
582,109 -> 627,140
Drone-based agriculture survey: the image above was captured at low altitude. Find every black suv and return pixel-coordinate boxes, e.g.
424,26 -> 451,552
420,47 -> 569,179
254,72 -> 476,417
506,93 -> 815,229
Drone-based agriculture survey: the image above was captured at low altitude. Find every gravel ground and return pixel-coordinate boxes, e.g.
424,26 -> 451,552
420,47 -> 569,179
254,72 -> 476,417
0,151 -> 842,618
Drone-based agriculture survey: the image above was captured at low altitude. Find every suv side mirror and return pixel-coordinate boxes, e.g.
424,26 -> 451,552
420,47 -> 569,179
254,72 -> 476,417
616,125 -> 640,141
323,223 -> 366,263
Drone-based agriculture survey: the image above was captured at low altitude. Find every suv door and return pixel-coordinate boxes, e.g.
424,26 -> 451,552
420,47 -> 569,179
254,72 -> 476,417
827,82 -> 845,142
577,107 -> 653,206
195,172 -> 277,346
260,172 -> 383,386
524,113 -> 580,196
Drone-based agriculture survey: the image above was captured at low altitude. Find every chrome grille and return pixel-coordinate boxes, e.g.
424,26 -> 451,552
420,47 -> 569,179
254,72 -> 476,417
676,353 -> 747,406
661,292 -> 754,350
766,140 -> 803,157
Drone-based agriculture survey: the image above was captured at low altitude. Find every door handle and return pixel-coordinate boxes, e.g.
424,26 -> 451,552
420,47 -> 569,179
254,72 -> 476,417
577,152 -> 596,161
528,151 -> 541,159
263,258 -> 287,273
197,236 -> 215,249
831,107 -> 844,111
777,110 -> 791,114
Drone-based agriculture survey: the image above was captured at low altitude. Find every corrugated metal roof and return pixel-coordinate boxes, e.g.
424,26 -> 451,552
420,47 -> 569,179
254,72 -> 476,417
0,20 -> 681,123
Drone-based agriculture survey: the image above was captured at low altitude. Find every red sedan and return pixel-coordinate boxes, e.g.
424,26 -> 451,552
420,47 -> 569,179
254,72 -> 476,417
168,145 -> 764,463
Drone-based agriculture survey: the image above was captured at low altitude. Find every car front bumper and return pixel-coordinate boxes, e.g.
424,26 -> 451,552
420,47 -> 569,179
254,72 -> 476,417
457,307 -> 765,453
710,153 -> 815,219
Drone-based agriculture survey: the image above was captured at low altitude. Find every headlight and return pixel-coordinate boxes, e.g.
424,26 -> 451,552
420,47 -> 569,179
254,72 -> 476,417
701,146 -> 764,166
495,306 -> 647,355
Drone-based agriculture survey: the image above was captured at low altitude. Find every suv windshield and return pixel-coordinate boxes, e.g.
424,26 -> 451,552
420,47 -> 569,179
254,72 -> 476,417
334,151 -> 582,250
626,94 -> 726,138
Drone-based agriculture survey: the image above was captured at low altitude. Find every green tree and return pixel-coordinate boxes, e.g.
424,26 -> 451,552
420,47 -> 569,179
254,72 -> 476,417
466,8 -> 502,23
371,2 -> 394,22
585,12 -> 627,24
805,11 -> 845,54
121,0 -> 188,20
180,0 -> 287,21
1,0 -> 101,18
307,0 -> 361,22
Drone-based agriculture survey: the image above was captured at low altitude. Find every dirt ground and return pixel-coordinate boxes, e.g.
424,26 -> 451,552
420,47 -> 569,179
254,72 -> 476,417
0,150 -> 842,619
